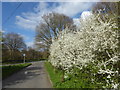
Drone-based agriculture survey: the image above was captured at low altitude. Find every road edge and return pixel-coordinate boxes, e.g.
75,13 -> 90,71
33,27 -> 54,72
43,61 -> 53,88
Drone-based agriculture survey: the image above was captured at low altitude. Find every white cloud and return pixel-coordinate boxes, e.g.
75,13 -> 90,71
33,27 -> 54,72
73,11 -> 93,27
18,33 -> 30,40
26,41 -> 34,47
73,18 -> 80,26
17,33 -> 35,48
81,11 -> 92,20
54,2 -> 93,17
15,2 -> 96,30
16,16 -> 38,30
0,29 -> 5,33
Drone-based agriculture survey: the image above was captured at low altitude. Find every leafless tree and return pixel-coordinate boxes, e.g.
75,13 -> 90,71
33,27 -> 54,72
3,33 -> 26,50
2,32 -> 26,61
35,12 -> 76,50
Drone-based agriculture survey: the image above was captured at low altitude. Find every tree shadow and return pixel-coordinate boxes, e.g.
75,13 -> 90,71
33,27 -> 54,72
2,64 -> 46,87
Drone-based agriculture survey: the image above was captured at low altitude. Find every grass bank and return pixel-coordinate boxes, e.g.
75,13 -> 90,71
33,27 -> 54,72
44,61 -> 106,88
2,63 -> 32,79
44,61 -> 64,88
2,59 -> 47,64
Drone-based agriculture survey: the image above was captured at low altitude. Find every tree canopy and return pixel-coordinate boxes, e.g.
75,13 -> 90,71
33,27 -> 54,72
35,12 -> 76,50
3,33 -> 26,50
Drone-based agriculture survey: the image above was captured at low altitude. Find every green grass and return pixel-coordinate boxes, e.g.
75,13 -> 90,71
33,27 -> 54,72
44,61 -> 64,88
2,59 -> 47,64
2,63 -> 32,79
44,61 -> 105,88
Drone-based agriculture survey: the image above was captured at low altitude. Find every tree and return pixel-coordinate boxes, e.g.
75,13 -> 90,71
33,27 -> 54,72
49,13 -> 119,88
92,2 -> 118,14
35,12 -> 76,51
0,31 -> 2,63
0,30 -> 2,41
3,33 -> 26,50
2,32 -> 26,61
92,2 -> 119,23
92,1 -> 120,57
21,47 -> 44,61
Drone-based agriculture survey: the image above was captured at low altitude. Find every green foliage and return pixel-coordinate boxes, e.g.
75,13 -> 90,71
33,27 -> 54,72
2,63 -> 31,79
44,61 -> 64,88
45,61 -> 120,88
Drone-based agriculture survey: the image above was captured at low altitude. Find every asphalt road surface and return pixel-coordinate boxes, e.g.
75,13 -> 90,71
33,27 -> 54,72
2,61 -> 52,88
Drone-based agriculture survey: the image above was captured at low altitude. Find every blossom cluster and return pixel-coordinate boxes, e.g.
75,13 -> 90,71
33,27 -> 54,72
49,13 -> 119,88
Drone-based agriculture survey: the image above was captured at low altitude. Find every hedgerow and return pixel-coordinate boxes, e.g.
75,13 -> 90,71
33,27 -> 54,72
49,13 -> 119,88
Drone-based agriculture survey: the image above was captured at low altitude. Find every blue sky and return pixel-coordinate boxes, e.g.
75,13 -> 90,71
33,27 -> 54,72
2,2 -> 95,47
2,2 -> 38,47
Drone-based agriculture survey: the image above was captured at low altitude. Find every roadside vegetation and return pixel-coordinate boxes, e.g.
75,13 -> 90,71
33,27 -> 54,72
45,2 -> 120,89
44,62 -> 63,88
45,61 -> 107,88
1,1 -> 120,89
2,59 -> 47,64
48,15 -> 119,88
2,63 -> 31,79
2,32 -> 48,64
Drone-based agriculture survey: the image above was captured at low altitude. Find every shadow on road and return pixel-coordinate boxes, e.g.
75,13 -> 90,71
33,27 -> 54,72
2,63 -> 45,87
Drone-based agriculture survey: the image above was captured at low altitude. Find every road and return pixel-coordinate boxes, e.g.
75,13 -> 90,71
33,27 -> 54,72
2,61 -> 52,88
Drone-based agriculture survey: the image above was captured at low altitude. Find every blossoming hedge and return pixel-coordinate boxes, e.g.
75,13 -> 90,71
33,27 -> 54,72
49,13 -> 119,88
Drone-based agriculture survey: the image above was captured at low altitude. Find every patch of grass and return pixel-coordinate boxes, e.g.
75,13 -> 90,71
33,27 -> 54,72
2,59 -> 48,64
2,63 -> 32,79
44,61 -> 64,88
44,61 -> 105,88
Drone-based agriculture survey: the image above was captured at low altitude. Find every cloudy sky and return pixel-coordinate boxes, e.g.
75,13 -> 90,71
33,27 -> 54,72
2,1 -> 98,47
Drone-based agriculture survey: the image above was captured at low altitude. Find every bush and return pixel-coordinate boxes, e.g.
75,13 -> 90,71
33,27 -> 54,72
49,13 -> 119,88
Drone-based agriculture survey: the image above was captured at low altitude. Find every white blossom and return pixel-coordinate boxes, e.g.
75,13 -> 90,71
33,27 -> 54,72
107,75 -> 111,79
49,13 -> 119,88
112,83 -> 119,88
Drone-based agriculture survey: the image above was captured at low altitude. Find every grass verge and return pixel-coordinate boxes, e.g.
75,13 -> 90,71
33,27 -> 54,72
2,63 -> 32,80
44,61 -> 64,88
44,61 -> 105,88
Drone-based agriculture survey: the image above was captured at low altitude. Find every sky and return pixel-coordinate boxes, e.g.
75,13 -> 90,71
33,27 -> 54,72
2,1 -> 97,48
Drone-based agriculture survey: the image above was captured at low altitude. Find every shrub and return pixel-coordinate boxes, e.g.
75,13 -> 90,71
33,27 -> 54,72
49,13 -> 119,88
